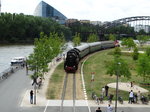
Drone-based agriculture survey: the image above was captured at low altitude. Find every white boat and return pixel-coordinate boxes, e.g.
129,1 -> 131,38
11,57 -> 26,65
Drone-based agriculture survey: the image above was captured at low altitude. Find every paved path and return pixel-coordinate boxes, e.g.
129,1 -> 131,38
108,82 -> 149,93
0,67 -> 32,112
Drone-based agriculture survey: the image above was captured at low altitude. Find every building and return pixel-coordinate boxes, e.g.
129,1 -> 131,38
34,1 -> 67,24
66,19 -> 78,24
90,21 -> 102,26
80,20 -> 90,24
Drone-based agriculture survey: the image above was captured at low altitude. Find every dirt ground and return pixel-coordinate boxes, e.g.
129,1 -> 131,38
63,72 -> 85,100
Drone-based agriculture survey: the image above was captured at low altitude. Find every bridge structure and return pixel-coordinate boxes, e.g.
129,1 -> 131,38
105,16 -> 150,33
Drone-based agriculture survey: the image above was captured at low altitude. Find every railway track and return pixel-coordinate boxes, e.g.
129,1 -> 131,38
60,73 -> 76,112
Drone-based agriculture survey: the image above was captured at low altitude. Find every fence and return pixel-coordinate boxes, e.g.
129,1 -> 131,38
0,65 -> 23,81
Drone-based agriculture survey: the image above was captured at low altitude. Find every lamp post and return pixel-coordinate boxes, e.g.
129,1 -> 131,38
31,66 -> 38,105
115,62 -> 120,112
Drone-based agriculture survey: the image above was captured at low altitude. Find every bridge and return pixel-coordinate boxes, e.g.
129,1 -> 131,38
105,16 -> 150,33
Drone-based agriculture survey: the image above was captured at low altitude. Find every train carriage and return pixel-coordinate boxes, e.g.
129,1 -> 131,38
88,42 -> 101,53
64,41 -> 115,73
74,44 -> 90,59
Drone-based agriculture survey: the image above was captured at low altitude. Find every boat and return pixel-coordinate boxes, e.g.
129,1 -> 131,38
11,57 -> 26,66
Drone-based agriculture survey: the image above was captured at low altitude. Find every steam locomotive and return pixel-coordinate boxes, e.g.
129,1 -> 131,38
64,41 -> 115,73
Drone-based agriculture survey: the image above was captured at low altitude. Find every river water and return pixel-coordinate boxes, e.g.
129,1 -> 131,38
0,45 -> 34,73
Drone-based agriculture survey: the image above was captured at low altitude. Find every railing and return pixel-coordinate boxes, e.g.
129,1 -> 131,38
0,65 -> 23,81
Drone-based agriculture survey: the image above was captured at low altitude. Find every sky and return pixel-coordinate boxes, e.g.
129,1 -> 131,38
1,0 -> 150,22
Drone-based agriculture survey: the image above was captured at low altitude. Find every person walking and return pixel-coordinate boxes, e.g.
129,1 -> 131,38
128,90 -> 134,104
137,91 -> 141,103
105,85 -> 109,97
101,87 -> 105,98
95,107 -> 102,112
107,104 -> 113,112
30,90 -> 33,104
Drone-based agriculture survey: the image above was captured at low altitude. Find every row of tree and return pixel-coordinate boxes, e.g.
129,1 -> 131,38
27,32 -> 64,78
0,13 -> 71,44
1,12 -> 150,44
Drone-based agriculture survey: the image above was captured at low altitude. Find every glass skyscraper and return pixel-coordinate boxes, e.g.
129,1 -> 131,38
34,1 -> 67,24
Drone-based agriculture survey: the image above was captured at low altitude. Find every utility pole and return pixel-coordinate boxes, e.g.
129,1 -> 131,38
115,62 -> 120,112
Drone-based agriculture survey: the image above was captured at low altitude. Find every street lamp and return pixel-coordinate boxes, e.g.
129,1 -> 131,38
115,62 -> 121,112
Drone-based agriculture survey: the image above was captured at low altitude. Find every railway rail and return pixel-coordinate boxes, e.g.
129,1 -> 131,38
60,73 -> 76,112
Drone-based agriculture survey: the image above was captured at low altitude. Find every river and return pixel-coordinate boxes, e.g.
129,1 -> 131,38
0,45 -> 34,73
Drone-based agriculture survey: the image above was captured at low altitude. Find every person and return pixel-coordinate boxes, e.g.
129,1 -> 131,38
30,90 -> 33,104
133,93 -> 137,103
91,72 -> 95,82
128,90 -> 134,104
130,81 -> 133,87
107,104 -> 113,112
137,91 -> 141,103
105,85 -> 109,97
101,87 -> 105,98
108,94 -> 114,104
95,107 -> 102,112
38,77 -> 42,88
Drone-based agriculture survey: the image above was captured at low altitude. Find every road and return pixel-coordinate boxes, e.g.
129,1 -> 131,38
19,106 -> 150,112
0,68 -> 31,112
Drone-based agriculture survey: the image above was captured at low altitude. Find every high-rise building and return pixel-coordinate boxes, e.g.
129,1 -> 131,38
34,1 -> 67,24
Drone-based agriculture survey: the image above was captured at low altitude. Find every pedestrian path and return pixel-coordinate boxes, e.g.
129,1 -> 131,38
108,82 -> 149,93
21,98 -> 150,107
21,58 -> 63,107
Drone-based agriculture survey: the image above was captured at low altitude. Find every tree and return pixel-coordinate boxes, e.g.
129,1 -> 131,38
106,49 -> 131,78
137,54 -> 150,81
121,38 -> 136,50
114,47 -> 121,57
146,47 -> 150,57
87,33 -> 98,42
27,32 -> 64,104
73,32 -> 81,46
132,47 -> 139,60
109,34 -> 116,41
27,32 -> 64,78
136,35 -> 150,46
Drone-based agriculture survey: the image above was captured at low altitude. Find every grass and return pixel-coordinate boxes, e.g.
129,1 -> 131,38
46,62 -> 84,99
46,62 -> 65,99
83,49 -> 150,100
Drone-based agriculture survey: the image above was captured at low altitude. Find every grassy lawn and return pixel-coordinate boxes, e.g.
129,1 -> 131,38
83,49 -> 150,100
46,63 -> 65,99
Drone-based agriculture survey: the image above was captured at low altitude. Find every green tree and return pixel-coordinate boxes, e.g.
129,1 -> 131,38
114,47 -> 121,57
27,32 -> 64,78
87,33 -> 98,42
132,47 -> 139,60
136,35 -> 150,46
146,47 -> 150,56
106,57 -> 131,78
137,54 -> 150,81
73,32 -> 81,46
106,49 -> 131,78
109,34 -> 116,41
121,38 -> 136,50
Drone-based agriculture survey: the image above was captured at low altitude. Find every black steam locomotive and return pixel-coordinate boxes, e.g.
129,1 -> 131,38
64,41 -> 115,73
